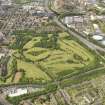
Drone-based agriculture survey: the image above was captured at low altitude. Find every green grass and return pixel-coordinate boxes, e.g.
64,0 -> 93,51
17,60 -> 51,81
7,57 -> 13,76
21,32 -> 97,78
61,39 -> 95,64
6,76 -> 13,83
23,37 -> 41,50
5,32 -> 99,84
24,51 -> 51,62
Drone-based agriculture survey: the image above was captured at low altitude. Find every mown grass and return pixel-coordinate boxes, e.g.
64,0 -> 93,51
21,32 -> 97,79
17,59 -> 51,81
5,32 -> 100,84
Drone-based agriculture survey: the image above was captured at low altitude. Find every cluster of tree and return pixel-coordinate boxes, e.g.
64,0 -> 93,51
12,30 -> 35,36
8,57 -> 17,74
9,30 -> 34,49
10,33 -> 32,49
35,34 -> 59,49
0,56 -> 10,77
20,77 -> 47,84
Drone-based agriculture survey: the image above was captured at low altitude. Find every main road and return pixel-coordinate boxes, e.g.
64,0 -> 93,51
54,16 -> 105,52
48,0 -> 105,53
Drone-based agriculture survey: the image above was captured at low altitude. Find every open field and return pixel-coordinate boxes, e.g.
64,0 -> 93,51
1,32 -> 100,84
17,32 -> 98,79
17,60 -> 51,82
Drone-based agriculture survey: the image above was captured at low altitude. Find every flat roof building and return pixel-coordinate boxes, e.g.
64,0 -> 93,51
8,88 -> 28,97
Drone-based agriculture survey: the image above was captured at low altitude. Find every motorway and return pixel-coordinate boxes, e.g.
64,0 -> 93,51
46,0 -> 105,53
53,16 -> 105,52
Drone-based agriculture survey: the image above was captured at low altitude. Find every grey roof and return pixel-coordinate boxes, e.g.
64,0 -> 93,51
0,32 -> 5,40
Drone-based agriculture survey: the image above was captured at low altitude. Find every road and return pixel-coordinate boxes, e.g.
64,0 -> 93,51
0,84 -> 44,90
53,16 -> 105,52
59,89 -> 71,105
47,0 -> 105,53
0,94 -> 12,105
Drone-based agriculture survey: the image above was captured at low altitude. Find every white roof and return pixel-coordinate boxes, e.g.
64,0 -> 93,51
101,40 -> 105,45
67,24 -> 71,28
93,24 -> 99,29
83,31 -> 89,35
8,88 -> 28,97
23,5 -> 32,11
94,4 -> 104,10
90,15 -> 96,21
0,53 -> 5,59
92,35 -> 103,40
97,16 -> 104,19
0,32 -> 4,36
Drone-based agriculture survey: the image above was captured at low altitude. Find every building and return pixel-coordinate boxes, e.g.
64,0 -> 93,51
7,88 -> 28,97
0,53 -> 5,59
0,0 -> 12,6
0,32 -> 5,42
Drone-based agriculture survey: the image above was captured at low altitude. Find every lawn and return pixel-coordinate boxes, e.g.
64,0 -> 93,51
24,51 -> 51,62
20,32 -> 98,78
4,32 -> 99,84
42,34 -> 95,75
23,37 -> 42,50
17,60 -> 51,81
